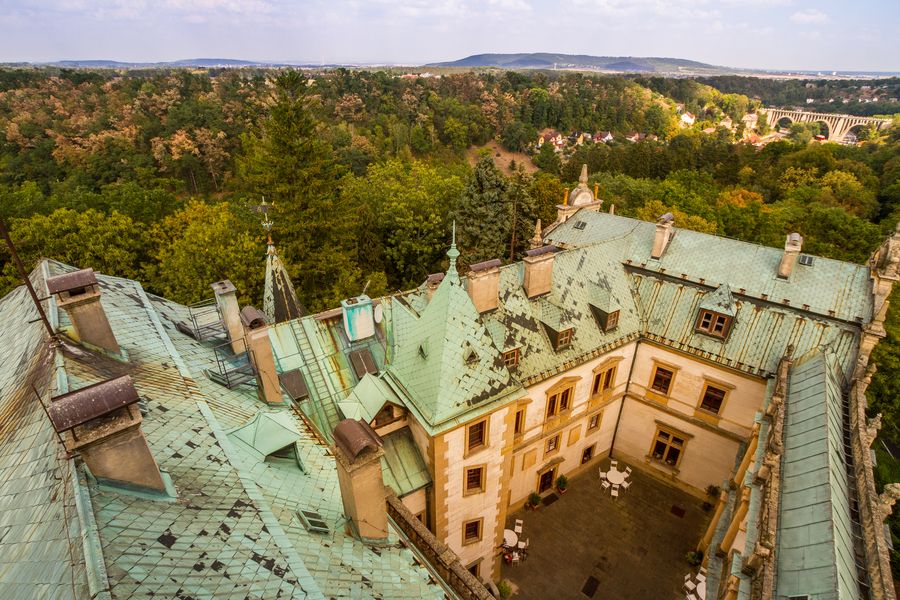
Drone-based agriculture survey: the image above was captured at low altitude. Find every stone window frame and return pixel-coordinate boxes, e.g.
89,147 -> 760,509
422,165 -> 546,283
586,410 -> 602,433
544,433 -> 561,457
697,379 -> 733,417
581,443 -> 596,464
648,422 -> 693,469
462,518 -> 484,546
591,359 -> 621,398
465,418 -> 489,457
648,360 -> 679,397
463,464 -> 487,496
545,376 -> 579,420
514,406 -> 526,437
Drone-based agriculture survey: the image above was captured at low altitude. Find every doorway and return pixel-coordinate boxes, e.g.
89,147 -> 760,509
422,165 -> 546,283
538,467 -> 556,493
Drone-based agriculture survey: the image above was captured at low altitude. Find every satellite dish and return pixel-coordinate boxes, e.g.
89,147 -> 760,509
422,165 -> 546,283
374,304 -> 383,324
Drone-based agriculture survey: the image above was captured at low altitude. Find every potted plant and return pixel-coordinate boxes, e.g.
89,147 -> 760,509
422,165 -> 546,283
527,492 -> 542,511
556,475 -> 569,494
703,484 -> 721,512
685,550 -> 703,567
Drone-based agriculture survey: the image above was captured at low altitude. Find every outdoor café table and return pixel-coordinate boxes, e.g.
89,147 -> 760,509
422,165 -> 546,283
503,529 -> 519,548
606,468 -> 627,486
696,580 -> 706,599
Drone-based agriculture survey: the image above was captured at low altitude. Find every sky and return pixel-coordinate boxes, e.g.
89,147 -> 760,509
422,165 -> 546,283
0,0 -> 898,72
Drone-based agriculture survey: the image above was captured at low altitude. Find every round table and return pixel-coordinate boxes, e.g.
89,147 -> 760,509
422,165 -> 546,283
696,581 -> 706,599
503,529 -> 518,547
606,468 -> 627,485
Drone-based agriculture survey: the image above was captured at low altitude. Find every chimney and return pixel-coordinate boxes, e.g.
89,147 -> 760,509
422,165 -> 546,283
212,280 -> 244,354
47,375 -> 166,492
778,233 -> 803,279
46,268 -> 120,354
341,295 -> 376,342
651,213 -> 675,259
423,273 -> 444,300
523,245 -> 557,299
241,306 -> 283,405
332,419 -> 388,541
467,259 -> 502,313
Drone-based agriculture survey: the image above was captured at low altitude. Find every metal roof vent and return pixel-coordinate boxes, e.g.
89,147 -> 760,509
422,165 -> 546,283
798,255 -> 814,266
296,509 -> 330,534
574,220 -> 587,230
787,596 -> 809,600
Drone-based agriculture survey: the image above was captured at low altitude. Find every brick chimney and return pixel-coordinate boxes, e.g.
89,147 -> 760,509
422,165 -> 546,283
651,213 -> 675,259
212,280 -> 244,354
778,233 -> 803,279
47,375 -> 166,492
241,306 -> 283,405
46,268 -> 120,354
523,245 -> 557,299
423,273 -> 444,300
332,419 -> 388,541
467,259 -> 502,313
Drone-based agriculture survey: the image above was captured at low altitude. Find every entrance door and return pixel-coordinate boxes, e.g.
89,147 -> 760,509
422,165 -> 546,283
538,467 -> 556,493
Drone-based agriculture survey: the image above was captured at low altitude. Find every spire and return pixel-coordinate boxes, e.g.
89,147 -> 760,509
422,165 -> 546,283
530,219 -> 543,249
579,163 -> 588,185
258,199 -> 306,323
446,221 -> 460,283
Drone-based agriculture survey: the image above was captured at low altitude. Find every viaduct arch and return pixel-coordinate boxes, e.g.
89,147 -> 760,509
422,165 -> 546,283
761,108 -> 892,142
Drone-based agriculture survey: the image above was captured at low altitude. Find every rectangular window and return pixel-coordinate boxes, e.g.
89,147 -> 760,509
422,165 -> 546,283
556,328 -> 574,350
650,366 -> 674,395
464,466 -> 486,495
514,408 -> 526,436
463,518 -> 483,545
605,310 -> 620,331
582,444 -> 595,464
700,385 -> 727,415
466,420 -> 487,453
587,413 -> 601,431
467,561 -> 480,577
696,310 -> 731,338
503,348 -> 520,369
545,434 -> 560,455
592,365 -> 617,396
546,387 -> 572,418
651,428 -> 685,467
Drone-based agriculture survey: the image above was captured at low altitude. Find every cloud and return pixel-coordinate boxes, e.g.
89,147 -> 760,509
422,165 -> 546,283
790,9 -> 828,24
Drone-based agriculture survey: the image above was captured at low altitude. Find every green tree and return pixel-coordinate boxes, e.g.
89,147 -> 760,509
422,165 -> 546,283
235,72 -> 364,311
506,167 -> 539,260
534,142 -> 561,175
456,154 -> 510,265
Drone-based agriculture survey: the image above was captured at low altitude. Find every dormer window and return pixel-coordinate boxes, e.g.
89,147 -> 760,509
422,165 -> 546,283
555,328 -> 573,350
696,310 -> 732,339
502,348 -> 520,369
591,306 -> 619,332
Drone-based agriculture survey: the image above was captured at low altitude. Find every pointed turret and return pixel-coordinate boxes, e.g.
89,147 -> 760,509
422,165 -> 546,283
263,239 -> 306,324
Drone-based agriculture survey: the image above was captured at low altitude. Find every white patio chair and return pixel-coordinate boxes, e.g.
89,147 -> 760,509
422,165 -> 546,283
622,480 -> 632,490
611,487 -> 619,499
517,538 -> 529,550
624,466 -> 633,475
699,566 -> 707,575
696,572 -> 706,583
610,459 -> 618,468
684,574 -> 692,584
601,480 -> 611,490
684,580 -> 697,593
514,519 -> 523,534
599,469 -> 607,480
511,552 -> 520,566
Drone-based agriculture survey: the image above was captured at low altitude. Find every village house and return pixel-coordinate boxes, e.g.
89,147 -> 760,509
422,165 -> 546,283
681,112 -> 697,127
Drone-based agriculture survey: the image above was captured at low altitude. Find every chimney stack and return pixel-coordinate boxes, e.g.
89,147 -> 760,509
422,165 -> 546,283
651,213 -> 675,259
341,295 -> 376,342
778,233 -> 803,279
47,375 -> 166,492
523,245 -> 557,299
46,268 -> 120,354
241,306 -> 283,405
467,259 -> 502,313
332,419 -> 388,541
423,273 -> 444,300
212,280 -> 244,354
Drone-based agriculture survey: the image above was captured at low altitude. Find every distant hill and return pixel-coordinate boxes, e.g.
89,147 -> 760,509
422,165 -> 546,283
44,58 -> 285,69
429,53 -> 725,73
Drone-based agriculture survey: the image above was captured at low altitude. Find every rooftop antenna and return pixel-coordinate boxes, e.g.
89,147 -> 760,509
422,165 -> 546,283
0,218 -> 57,341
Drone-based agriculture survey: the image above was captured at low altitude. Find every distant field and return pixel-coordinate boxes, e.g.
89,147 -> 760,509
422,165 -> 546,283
466,141 -> 538,176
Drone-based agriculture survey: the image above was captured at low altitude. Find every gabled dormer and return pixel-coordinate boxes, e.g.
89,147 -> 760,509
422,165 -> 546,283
695,284 -> 737,339
539,301 -> 574,352
587,282 -> 620,333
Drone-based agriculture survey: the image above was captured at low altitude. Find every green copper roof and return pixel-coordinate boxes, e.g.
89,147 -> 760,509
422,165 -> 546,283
699,283 -> 737,316
228,411 -> 303,458
545,210 -> 873,324
381,427 -> 432,497
776,349 -> 860,600
337,372 -> 400,421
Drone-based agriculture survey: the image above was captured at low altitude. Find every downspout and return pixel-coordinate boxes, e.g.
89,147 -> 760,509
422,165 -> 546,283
608,337 -> 640,458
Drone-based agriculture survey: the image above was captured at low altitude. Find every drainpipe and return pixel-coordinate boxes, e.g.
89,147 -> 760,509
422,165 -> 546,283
608,338 -> 640,458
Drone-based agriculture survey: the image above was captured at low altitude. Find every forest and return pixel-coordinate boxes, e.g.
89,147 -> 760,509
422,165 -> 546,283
1,67 -> 900,567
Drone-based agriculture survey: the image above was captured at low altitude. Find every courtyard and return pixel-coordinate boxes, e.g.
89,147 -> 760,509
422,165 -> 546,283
502,461 -> 711,600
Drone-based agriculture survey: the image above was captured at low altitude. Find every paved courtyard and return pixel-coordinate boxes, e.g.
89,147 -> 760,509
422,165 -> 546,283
502,460 -> 711,600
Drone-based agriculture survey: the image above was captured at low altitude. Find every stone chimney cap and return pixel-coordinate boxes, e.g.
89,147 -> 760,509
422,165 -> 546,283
240,306 -> 267,329
334,419 -> 382,461
211,280 -> 237,295
46,268 -> 97,295
787,232 -> 803,245
47,375 -> 139,433
426,273 -> 445,285
469,259 -> 502,273
525,245 -> 558,257
657,213 -> 675,225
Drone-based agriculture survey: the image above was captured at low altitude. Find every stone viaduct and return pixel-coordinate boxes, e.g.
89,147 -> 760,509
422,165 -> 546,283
761,108 -> 893,142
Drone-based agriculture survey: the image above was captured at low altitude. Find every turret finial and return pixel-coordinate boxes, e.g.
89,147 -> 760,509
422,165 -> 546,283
446,221 -> 460,282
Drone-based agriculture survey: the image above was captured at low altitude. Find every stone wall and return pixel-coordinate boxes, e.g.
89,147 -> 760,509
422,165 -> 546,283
386,490 -> 494,600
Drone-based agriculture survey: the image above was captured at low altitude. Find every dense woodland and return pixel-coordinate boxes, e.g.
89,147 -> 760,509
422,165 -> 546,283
2,67 -> 900,567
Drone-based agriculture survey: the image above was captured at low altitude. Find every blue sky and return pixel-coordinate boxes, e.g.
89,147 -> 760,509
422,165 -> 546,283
0,0 -> 897,71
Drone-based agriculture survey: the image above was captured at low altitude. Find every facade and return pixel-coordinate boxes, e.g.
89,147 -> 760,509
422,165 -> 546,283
269,166 -> 900,597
